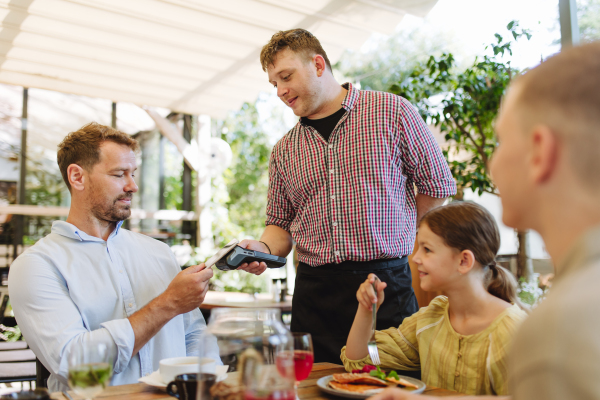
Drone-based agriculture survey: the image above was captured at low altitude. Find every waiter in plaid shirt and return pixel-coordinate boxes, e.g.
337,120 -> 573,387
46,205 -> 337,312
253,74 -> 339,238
238,29 -> 457,364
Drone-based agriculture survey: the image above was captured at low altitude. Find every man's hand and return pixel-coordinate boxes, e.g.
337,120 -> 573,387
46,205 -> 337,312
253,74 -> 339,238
236,240 -> 269,275
162,264 -> 213,315
128,263 -> 213,356
370,387 -> 500,400
370,388 -> 425,400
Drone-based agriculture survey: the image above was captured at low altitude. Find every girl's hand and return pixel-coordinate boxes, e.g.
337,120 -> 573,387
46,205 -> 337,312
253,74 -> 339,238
356,274 -> 387,311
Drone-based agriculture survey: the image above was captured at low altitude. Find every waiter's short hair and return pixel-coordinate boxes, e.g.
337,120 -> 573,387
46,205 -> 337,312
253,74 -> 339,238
57,122 -> 138,191
511,41 -> 600,193
260,29 -> 331,72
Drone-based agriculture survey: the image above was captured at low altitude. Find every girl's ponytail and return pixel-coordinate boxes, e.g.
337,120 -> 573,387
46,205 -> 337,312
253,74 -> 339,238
486,262 -> 529,312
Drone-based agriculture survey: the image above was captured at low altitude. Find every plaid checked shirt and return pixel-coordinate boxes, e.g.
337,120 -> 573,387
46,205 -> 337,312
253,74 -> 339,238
266,83 -> 456,267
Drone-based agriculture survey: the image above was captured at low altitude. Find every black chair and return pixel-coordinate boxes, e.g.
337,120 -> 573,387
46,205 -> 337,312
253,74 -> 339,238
35,359 -> 50,389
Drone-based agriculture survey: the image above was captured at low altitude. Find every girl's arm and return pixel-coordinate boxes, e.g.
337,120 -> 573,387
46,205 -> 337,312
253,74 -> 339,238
345,274 -> 387,360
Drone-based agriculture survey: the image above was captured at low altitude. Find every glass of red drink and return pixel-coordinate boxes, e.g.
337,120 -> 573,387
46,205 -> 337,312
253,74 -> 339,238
274,333 -> 314,399
292,333 -> 313,399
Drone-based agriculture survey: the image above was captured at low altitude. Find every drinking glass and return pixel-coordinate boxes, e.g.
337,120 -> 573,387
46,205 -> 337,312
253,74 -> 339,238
199,308 -> 295,400
291,333 -> 314,399
68,341 -> 113,400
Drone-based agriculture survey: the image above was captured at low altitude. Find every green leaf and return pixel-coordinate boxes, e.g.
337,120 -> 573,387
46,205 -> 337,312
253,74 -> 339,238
387,370 -> 399,380
369,366 -> 386,380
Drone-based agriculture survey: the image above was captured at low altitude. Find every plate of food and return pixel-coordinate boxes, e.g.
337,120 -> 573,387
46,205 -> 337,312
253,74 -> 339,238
317,370 -> 425,399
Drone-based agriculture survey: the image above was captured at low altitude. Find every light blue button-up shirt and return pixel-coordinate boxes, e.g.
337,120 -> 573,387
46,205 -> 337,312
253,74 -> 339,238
8,221 -> 219,392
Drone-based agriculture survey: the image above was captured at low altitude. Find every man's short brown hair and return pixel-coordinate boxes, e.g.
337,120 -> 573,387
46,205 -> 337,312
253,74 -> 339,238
512,41 -> 600,194
57,122 -> 139,191
260,29 -> 331,72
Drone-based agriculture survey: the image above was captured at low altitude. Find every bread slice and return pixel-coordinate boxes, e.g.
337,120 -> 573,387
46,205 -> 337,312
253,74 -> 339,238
331,373 -> 387,386
328,381 -> 386,394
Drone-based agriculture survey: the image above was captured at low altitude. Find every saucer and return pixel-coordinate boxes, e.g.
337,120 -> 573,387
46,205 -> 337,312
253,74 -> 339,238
139,365 -> 228,388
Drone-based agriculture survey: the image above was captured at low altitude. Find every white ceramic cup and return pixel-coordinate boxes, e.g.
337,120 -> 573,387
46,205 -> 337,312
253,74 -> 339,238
159,356 -> 216,383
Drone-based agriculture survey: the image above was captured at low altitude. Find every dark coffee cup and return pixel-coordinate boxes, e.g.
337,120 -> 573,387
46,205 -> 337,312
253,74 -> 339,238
167,373 -> 197,400
167,373 -> 216,400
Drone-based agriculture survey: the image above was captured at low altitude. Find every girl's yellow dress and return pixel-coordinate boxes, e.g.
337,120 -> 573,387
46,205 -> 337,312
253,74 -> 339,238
341,296 -> 527,395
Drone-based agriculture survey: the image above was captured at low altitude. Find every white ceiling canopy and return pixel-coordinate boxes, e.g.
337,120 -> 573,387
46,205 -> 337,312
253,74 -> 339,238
0,0 -> 439,119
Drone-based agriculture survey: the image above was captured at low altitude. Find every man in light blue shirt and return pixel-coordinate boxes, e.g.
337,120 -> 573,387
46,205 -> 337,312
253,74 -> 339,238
8,122 -> 220,392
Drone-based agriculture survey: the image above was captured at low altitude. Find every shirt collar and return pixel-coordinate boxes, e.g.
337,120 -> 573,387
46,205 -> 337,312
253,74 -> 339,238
298,82 -> 359,127
340,82 -> 360,111
51,220 -> 124,242
555,224 -> 600,280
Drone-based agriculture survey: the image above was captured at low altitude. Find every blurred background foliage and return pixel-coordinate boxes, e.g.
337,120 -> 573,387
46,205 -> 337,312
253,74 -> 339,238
24,150 -> 65,245
578,0 -> 600,42
213,102 -> 271,249
388,22 -> 530,198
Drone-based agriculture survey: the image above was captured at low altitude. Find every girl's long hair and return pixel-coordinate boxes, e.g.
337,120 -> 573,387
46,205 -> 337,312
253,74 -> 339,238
420,201 -> 527,310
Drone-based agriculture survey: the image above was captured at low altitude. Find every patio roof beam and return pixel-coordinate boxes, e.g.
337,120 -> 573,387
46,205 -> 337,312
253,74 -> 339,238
559,0 -> 579,49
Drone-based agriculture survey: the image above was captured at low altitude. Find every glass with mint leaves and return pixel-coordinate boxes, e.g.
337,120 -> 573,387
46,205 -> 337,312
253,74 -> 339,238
68,341 -> 113,399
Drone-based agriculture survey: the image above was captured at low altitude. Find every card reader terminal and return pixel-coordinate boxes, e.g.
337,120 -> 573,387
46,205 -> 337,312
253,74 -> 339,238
205,239 -> 287,271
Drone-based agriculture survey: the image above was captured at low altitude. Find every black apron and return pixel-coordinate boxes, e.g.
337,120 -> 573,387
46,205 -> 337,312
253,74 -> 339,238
291,257 -> 418,365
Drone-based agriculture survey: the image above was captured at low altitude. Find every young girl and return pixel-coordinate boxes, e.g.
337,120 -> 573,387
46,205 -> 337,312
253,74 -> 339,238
342,202 -> 527,396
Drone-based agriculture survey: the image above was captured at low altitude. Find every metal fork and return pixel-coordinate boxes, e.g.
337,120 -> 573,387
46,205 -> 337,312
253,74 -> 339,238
367,277 -> 381,365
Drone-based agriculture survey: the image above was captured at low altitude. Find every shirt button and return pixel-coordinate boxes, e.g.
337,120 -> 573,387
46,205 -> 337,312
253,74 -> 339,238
455,372 -> 460,377
333,222 -> 338,227
330,169 -> 334,174
329,144 -> 333,149
457,353 -> 462,358
119,270 -> 123,273
128,303 -> 133,308
334,251 -> 340,256
330,195 -> 335,200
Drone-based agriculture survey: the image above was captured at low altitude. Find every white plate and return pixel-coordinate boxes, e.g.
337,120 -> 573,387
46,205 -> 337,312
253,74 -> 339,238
139,365 -> 229,388
316,375 -> 426,399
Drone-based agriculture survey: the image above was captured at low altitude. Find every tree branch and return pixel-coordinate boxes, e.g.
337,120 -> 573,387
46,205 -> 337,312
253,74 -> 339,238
474,115 -> 489,170
450,115 -> 487,163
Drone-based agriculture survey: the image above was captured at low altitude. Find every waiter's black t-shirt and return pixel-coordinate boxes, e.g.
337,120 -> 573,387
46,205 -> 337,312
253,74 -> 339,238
300,107 -> 347,142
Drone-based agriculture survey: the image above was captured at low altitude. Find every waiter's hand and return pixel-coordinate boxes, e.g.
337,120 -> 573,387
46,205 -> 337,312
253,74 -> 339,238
236,239 -> 269,275
357,273 -> 387,311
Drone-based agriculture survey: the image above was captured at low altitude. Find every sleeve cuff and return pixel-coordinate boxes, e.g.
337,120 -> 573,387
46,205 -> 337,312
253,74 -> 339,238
415,180 -> 457,198
340,345 -> 373,372
100,319 -> 135,374
265,216 -> 292,232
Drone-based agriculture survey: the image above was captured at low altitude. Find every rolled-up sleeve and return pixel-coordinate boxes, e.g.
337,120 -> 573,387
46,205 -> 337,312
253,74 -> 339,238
265,145 -> 295,230
100,319 -> 135,374
8,254 -> 134,385
340,313 -> 421,372
397,98 -> 456,198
